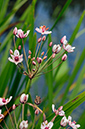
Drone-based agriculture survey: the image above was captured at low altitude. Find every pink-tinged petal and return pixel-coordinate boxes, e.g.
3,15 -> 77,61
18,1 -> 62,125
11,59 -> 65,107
8,57 -> 15,63
59,110 -> 65,116
52,104 -> 55,112
13,27 -> 18,35
60,116 -> 68,127
14,49 -> 19,56
60,36 -> 66,44
58,106 -> 63,111
44,31 -> 52,34
48,122 -> 53,129
35,27 -> 42,33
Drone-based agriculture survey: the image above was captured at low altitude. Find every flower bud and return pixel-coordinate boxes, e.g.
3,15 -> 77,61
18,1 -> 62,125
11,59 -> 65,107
52,53 -> 55,58
35,109 -> 39,115
31,57 -> 35,61
58,106 -> 63,111
18,45 -> 21,50
32,69 -> 35,72
28,50 -> 32,55
37,57 -> 42,64
62,54 -> 67,61
28,55 -> 31,59
49,42 -> 53,47
38,37 -> 42,43
43,56 -> 47,60
41,51 -> 44,56
10,49 -> 13,54
12,104 -> 16,110
32,61 -> 36,66
42,36 -> 46,41
20,94 -> 28,104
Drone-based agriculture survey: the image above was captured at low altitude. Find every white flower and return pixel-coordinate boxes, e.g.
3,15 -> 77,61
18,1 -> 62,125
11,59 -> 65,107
0,109 -> 4,119
0,96 -> 12,107
19,120 -> 28,129
35,25 -> 52,35
60,116 -> 68,127
52,44 -> 61,54
52,104 -> 65,116
13,27 -> 30,38
41,120 -> 53,129
20,93 -> 28,104
8,49 -> 23,65
69,121 -> 80,129
63,44 -> 75,53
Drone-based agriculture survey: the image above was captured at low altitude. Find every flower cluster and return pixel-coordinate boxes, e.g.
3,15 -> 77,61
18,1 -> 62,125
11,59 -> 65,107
8,26 -> 75,81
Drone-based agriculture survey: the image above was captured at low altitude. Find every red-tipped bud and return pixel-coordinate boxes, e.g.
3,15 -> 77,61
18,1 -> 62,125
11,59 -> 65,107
62,54 -> 67,61
32,61 -> 36,66
18,45 -> 21,50
28,50 -> 32,55
10,49 -> 13,54
41,51 -> 44,56
37,57 -> 42,64
28,55 -> 31,59
49,42 -> 53,47
38,37 -> 42,43
35,109 -> 39,115
42,36 -> 46,41
52,53 -> 56,58
43,56 -> 47,60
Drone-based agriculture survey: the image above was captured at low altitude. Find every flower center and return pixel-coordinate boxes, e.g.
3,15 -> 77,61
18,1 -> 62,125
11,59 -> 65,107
14,56 -> 19,62
2,98 -> 6,103
45,127 -> 49,129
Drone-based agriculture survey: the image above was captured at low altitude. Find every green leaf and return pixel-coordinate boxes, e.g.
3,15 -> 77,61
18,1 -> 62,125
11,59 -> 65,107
60,45 -> 85,105
47,91 -> 85,128
70,65 -> 85,99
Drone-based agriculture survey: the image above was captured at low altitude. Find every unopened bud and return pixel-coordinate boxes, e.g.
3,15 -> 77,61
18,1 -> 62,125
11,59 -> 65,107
18,45 -> 21,50
32,69 -> 35,72
35,109 -> 39,115
28,55 -> 31,59
38,37 -> 42,43
49,42 -> 53,47
62,54 -> 67,61
32,61 -> 36,66
43,56 -> 47,60
52,53 -> 55,58
12,104 -> 16,110
28,50 -> 32,55
31,57 -> 35,61
41,51 -> 44,56
10,49 -> 13,54
37,57 -> 42,64
42,36 -> 46,41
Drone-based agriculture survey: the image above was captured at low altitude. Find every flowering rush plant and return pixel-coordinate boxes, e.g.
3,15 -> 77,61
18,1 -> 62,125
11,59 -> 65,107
0,25 -> 81,129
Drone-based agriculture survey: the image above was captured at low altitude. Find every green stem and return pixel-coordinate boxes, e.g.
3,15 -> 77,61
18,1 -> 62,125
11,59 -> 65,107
25,79 -> 31,94
22,39 -> 29,69
22,104 -> 24,120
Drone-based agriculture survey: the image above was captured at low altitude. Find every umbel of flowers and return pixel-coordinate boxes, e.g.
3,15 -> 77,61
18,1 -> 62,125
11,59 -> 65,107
0,25 -> 79,129
8,25 -> 75,81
